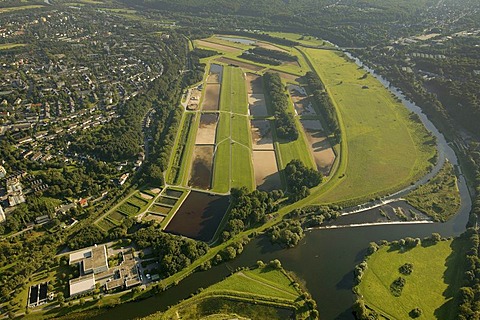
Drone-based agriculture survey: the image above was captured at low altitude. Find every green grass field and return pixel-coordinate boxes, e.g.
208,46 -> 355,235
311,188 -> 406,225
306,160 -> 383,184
0,5 -> 43,13
231,143 -> 254,190
358,239 -> 467,319
303,48 -> 436,205
406,161 -> 460,221
212,140 -> 231,193
143,265 -> 311,320
267,32 -> 330,47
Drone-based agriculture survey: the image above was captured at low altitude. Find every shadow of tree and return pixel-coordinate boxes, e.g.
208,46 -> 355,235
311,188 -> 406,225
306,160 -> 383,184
434,237 -> 468,319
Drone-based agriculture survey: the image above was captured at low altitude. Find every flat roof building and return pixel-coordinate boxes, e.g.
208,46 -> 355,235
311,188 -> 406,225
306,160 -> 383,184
69,245 -> 108,275
69,274 -> 95,297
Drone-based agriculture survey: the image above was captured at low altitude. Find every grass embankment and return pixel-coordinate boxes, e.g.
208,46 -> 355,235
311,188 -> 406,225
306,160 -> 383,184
406,161 -> 460,221
0,5 -> 44,13
303,48 -> 436,205
166,112 -> 195,185
212,65 -> 254,193
142,264 -> 314,320
357,238 -> 467,320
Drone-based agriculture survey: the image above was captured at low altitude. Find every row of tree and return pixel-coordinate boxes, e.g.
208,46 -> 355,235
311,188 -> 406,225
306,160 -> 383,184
305,71 -> 340,138
263,72 -> 299,141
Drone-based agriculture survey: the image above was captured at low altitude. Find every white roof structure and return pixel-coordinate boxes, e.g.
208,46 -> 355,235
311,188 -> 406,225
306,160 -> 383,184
69,274 -> 95,296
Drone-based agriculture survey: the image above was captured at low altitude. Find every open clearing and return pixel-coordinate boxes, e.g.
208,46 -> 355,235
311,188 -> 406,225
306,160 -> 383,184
251,120 -> 275,150
300,119 -> 336,175
246,73 -> 264,93
195,39 -> 241,53
216,57 -> 264,72
358,238 -> 467,320
195,113 -> 218,145
252,151 -> 282,191
256,41 -> 289,53
248,94 -> 269,116
303,48 -> 436,204
202,84 -> 221,111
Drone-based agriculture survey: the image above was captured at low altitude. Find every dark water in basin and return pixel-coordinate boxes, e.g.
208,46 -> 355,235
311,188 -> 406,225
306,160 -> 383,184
164,191 -> 230,242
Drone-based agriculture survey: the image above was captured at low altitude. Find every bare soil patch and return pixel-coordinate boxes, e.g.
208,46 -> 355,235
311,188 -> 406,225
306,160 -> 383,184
202,84 -> 221,111
248,94 -> 269,117
216,57 -> 264,72
189,145 -> 214,190
252,150 -> 282,191
195,113 -> 218,145
196,40 -> 240,53
246,73 -> 264,94
300,119 -> 336,175
273,71 -> 301,82
149,188 -> 161,194
256,41 -> 289,53
139,192 -> 153,200
251,120 -> 274,150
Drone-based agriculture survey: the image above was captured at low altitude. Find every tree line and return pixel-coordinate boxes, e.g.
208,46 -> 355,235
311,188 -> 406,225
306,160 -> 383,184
305,71 -> 340,138
263,72 -> 298,141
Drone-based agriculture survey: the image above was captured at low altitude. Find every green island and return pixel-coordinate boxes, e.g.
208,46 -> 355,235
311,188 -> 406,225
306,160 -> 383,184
142,261 -> 316,320
406,161 -> 461,222
354,235 -> 469,320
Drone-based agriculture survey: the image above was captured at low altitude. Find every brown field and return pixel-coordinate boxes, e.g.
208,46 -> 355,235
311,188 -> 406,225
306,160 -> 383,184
150,188 -> 161,194
256,41 -> 289,53
139,192 -> 153,200
246,73 -> 264,94
195,40 -> 240,53
206,74 -> 220,84
144,213 -> 165,223
248,94 -> 269,116
272,71 -> 301,82
189,145 -> 215,190
151,204 -> 171,214
252,150 -> 282,191
251,120 -> 275,150
300,119 -> 336,175
202,84 -> 221,111
195,113 -> 218,145
216,57 -> 264,72
288,84 -> 316,115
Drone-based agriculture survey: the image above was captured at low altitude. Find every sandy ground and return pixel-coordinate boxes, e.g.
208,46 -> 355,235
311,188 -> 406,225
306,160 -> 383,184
196,40 -> 240,53
206,73 -> 220,84
202,84 -> 221,111
252,150 -> 282,191
246,73 -> 264,94
248,94 -> 269,116
300,119 -> 336,175
195,114 -> 218,145
274,71 -> 300,82
139,192 -> 153,200
150,188 -> 161,194
216,57 -> 264,72
189,145 -> 214,189
251,120 -> 274,150
256,41 -> 289,53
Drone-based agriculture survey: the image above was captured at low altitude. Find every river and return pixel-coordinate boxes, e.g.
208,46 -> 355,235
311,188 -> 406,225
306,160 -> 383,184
80,53 -> 472,320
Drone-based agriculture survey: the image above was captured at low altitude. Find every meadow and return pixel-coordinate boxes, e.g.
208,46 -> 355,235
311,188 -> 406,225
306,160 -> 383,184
303,48 -> 436,205
357,238 -> 467,319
